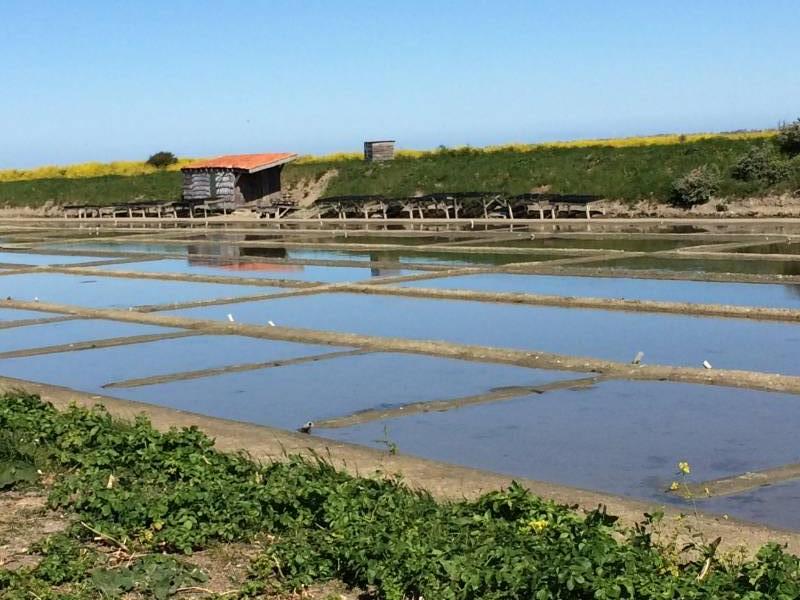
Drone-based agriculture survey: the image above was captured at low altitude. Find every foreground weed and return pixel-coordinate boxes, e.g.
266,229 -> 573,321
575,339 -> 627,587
2,391 -> 800,599
0,430 -> 41,489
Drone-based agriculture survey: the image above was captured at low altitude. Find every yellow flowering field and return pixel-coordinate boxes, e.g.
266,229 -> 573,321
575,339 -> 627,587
1,129 -> 775,180
0,159 -> 195,183
295,129 -> 775,163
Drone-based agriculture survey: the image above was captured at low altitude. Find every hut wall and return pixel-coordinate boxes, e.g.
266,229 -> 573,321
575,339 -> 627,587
182,170 -> 235,201
236,165 -> 284,203
364,141 -> 395,162
214,171 -> 235,200
182,172 -> 210,200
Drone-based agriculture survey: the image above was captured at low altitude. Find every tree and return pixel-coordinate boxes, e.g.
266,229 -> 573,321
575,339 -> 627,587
776,119 -> 800,156
146,151 -> 178,169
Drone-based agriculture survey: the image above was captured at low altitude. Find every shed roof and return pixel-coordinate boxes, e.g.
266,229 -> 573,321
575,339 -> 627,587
182,152 -> 298,173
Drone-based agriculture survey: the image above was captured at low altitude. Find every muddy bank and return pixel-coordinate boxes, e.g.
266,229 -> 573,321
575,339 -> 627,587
598,194 -> 800,219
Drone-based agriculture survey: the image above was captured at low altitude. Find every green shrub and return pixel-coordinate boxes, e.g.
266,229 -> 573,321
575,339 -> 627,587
731,144 -> 789,184
670,165 -> 720,206
146,151 -> 178,169
776,119 -> 800,156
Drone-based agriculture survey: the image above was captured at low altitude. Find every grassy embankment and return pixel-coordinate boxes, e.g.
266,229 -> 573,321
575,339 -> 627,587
2,391 -> 800,599
1,132 -> 798,208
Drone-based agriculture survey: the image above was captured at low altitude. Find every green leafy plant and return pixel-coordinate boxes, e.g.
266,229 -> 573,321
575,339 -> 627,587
0,430 -> 40,489
731,144 -> 789,184
90,555 -> 207,599
670,165 -> 720,206
776,119 -> 800,156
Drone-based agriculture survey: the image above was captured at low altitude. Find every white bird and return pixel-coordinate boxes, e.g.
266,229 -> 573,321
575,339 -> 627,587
33,296 -> 39,302
632,351 -> 644,365
703,360 -> 713,369
227,313 -> 235,322
297,421 -> 314,434
469,219 -> 475,229
267,320 -> 276,327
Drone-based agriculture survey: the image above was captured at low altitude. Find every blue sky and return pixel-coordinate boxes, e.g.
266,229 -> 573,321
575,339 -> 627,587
2,0 -> 799,168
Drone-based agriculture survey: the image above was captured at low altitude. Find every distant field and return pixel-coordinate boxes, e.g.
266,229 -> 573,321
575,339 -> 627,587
1,131 -> 797,208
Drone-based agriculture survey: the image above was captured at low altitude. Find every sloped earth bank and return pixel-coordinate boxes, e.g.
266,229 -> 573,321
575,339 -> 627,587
597,194 -> 800,218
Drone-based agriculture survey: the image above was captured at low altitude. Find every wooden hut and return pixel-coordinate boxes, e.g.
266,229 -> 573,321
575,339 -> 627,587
181,152 -> 298,206
363,140 -> 395,162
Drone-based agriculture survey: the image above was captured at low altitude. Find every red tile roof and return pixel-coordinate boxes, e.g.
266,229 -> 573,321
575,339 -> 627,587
182,152 -> 298,172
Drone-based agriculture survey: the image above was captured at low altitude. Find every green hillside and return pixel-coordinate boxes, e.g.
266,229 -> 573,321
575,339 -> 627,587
1,137 -> 797,208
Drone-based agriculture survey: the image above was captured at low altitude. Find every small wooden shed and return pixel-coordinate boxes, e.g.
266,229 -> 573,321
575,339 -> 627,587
363,140 -> 395,162
181,152 -> 298,205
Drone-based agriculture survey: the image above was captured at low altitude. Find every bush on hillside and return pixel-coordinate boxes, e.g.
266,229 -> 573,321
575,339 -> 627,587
731,144 -> 789,184
670,165 -> 720,206
776,119 -> 800,156
146,151 -> 178,169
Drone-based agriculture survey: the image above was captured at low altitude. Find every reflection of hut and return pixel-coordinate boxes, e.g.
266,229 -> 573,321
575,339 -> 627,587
181,153 -> 298,206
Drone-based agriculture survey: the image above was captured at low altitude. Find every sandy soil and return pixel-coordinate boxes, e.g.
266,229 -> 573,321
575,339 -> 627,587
285,169 -> 339,208
0,491 -> 67,571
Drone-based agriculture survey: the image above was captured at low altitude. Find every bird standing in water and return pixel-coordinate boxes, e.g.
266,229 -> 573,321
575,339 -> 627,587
298,421 -> 314,434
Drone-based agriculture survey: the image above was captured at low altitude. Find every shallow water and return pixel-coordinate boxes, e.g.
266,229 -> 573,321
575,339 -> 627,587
1,272 -> 277,308
286,248 -> 568,266
318,380 -> 800,527
733,241 -> 800,255
593,255 -> 800,276
95,258 -> 419,283
37,241 -> 554,267
0,307 -> 60,321
482,236 -> 702,252
170,293 -> 800,375
116,353 -> 574,430
184,233 -> 473,246
41,242 -> 187,255
701,479 -> 800,531
0,251 -> 111,265
0,334 -> 344,388
400,273 -> 800,308
0,319 -> 173,354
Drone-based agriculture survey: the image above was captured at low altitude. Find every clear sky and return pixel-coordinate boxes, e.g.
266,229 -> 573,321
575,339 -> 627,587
2,0 -> 799,168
